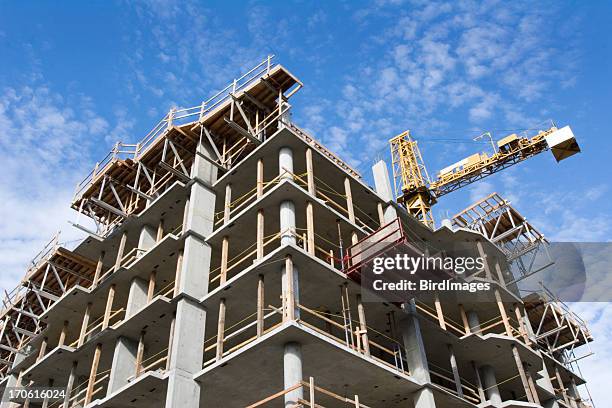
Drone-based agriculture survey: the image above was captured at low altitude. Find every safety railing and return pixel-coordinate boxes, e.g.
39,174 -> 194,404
203,303 -> 284,367
297,303 -> 407,375
428,362 -> 482,404
74,56 -> 278,201
67,308 -> 125,349
94,223 -> 183,287
49,369 -> 110,408
245,377 -> 371,408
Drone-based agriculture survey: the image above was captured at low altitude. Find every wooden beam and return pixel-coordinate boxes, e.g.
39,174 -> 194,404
173,250 -> 183,297
434,295 -> 447,330
306,202 -> 315,256
306,148 -> 315,195
135,331 -> 145,377
257,210 -> 264,259
114,232 -> 128,272
84,343 -> 102,405
223,117 -> 261,144
495,289 -> 513,337
147,271 -> 156,302
92,251 -> 105,287
472,361 -> 486,402
58,320 -> 68,346
356,295 -> 370,356
257,159 -> 264,198
257,275 -> 264,337
344,177 -> 355,223
102,285 -> 115,330
511,344 -> 534,403
220,237 -> 229,285
78,303 -> 92,347
285,256 -> 295,321
224,183 -> 232,223
216,298 -> 226,361
156,219 -> 164,242
459,304 -> 470,334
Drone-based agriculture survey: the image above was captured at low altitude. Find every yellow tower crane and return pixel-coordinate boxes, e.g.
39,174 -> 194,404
390,123 -> 580,228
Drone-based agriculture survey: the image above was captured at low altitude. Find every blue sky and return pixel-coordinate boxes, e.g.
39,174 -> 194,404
0,0 -> 610,404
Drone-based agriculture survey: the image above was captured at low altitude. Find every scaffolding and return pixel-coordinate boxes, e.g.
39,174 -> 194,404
71,56 -> 303,237
452,192 -> 552,284
0,233 -> 97,376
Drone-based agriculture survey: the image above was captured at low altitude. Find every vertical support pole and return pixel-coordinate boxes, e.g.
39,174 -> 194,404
434,294 -> 446,330
147,271 -> 156,302
511,344 -> 535,403
257,275 -> 264,337
448,344 -> 463,398
257,158 -> 264,198
459,304 -> 470,334
306,202 -> 315,256
494,258 -> 506,286
102,284 -> 116,330
78,303 -> 92,347
526,369 -> 540,405
166,313 -> 175,370
257,209 -> 264,259
62,361 -> 77,408
377,202 -> 385,226
514,303 -> 530,344
37,337 -> 48,362
93,251 -> 105,287
156,219 -> 164,242
472,361 -> 486,402
114,231 -> 128,271
58,321 -> 68,346
555,366 -> 570,405
85,343 -> 102,405
344,177 -> 355,223
481,365 -> 502,404
173,250 -> 183,297
284,342 -> 303,408
224,183 -> 232,223
495,289 -> 513,337
305,144 -> 316,256
306,148 -> 316,193
220,237 -> 229,284
309,376 -> 315,407
475,240 -> 493,279
284,256 -> 295,321
135,331 -> 145,377
356,295 -> 370,356
216,298 -> 226,361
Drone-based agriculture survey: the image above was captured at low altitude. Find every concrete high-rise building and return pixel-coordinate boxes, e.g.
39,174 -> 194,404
0,57 -> 594,408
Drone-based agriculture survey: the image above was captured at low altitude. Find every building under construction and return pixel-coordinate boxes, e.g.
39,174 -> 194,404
0,57 -> 594,408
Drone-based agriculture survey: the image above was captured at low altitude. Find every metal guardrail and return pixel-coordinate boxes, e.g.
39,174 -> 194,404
73,55 -> 277,201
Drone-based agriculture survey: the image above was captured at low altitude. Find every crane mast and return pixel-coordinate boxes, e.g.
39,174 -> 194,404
390,130 -> 436,229
390,124 -> 580,228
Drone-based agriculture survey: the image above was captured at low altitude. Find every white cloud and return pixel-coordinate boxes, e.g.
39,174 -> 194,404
0,84 -> 110,294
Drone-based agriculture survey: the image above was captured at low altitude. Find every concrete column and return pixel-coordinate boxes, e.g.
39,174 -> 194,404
467,310 -> 481,334
138,224 -> 156,252
372,161 -> 398,223
280,200 -> 296,245
481,365 -> 502,405
399,302 -> 430,383
279,147 -> 294,179
567,378 -> 581,408
399,302 -> 437,407
125,277 -> 148,318
164,299 -> 206,408
107,336 -> 138,394
537,364 -> 560,408
283,342 -> 303,408
1,352 -> 27,407
165,136 -> 215,408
